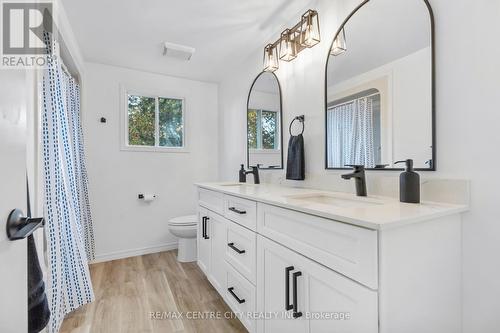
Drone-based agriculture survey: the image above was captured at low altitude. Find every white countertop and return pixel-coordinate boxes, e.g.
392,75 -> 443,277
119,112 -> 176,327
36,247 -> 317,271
195,182 -> 469,230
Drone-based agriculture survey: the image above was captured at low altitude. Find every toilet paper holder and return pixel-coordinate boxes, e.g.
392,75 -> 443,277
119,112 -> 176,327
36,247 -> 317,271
138,194 -> 157,200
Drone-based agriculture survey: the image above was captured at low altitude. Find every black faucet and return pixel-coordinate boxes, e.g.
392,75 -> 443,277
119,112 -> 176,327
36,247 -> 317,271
341,165 -> 367,197
239,164 -> 260,184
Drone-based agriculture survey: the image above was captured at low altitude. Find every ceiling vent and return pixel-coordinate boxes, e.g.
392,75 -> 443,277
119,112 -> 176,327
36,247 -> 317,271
163,42 -> 195,61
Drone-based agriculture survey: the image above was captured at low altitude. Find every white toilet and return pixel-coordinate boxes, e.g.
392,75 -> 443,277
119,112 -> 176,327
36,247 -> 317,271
168,215 -> 198,262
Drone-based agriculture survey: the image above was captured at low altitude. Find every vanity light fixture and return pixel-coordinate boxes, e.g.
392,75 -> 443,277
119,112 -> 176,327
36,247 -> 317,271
263,9 -> 320,71
263,44 -> 279,72
300,9 -> 320,48
279,29 -> 297,61
330,28 -> 347,56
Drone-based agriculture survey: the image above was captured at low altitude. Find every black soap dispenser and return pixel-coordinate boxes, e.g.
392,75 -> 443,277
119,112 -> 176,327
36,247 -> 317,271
394,159 -> 420,203
239,164 -> 246,183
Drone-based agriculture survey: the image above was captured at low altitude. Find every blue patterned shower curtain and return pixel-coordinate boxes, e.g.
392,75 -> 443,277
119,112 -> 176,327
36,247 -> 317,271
327,96 -> 375,168
41,32 -> 95,333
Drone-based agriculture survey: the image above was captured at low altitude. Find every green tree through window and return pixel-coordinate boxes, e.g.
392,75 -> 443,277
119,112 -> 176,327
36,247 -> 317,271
247,109 -> 278,150
128,95 -> 155,146
127,94 -> 184,148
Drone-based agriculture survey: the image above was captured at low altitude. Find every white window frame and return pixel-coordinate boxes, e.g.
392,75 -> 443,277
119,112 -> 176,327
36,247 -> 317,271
120,85 -> 188,153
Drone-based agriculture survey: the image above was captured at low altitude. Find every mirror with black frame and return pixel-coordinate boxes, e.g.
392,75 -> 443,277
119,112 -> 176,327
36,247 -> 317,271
325,0 -> 434,170
247,71 -> 283,169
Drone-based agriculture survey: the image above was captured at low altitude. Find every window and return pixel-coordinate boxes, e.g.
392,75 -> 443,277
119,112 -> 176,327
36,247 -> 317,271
126,93 -> 185,150
247,109 -> 279,150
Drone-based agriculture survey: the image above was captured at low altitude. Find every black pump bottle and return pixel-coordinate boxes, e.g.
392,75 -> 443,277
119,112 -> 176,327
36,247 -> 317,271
394,159 -> 420,203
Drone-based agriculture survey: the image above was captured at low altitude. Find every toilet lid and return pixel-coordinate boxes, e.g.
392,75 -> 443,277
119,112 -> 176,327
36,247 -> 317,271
168,214 -> 198,226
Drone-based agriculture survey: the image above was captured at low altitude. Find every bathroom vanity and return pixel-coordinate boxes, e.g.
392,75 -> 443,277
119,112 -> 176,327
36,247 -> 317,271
195,182 -> 468,333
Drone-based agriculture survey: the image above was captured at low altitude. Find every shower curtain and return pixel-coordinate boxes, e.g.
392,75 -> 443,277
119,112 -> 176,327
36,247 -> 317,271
327,96 -> 375,168
41,31 -> 95,333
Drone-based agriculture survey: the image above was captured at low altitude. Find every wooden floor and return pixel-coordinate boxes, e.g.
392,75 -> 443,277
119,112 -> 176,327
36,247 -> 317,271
60,250 -> 247,333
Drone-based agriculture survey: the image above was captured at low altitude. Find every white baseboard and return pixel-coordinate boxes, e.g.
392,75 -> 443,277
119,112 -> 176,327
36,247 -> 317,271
91,241 -> 178,264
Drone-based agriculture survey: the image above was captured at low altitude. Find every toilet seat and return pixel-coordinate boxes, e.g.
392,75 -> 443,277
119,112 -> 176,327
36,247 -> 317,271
168,215 -> 198,227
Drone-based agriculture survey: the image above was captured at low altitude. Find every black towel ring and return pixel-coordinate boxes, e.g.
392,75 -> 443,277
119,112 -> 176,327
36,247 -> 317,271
289,115 -> 305,136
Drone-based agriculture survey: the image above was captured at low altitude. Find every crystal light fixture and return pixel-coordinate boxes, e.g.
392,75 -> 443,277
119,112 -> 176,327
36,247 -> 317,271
279,29 -> 297,61
330,28 -> 347,56
300,9 -> 320,48
263,44 -> 279,72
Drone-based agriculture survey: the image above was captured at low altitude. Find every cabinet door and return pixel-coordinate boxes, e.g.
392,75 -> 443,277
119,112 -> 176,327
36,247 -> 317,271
307,257 -> 378,333
257,235 -> 378,333
208,211 -> 226,293
197,207 -> 211,275
257,236 -> 308,333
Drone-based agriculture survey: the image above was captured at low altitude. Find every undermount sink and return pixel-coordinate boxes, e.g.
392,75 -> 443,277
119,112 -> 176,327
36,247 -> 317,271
284,193 -> 384,208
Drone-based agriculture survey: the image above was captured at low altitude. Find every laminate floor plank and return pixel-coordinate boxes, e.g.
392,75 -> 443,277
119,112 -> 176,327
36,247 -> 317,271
60,250 -> 247,333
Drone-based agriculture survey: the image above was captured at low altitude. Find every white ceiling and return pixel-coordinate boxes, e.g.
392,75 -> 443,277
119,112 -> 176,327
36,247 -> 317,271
62,0 -> 313,82
327,0 -> 431,84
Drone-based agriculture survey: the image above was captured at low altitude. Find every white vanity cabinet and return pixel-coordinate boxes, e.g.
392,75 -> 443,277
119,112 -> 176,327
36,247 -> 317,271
196,184 -> 466,333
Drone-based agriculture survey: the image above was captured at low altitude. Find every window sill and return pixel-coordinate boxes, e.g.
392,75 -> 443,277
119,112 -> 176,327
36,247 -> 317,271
120,145 -> 190,153
249,149 -> 281,154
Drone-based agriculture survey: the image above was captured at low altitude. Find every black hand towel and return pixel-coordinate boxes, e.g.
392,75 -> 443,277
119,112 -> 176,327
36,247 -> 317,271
286,134 -> 305,180
28,234 -> 50,333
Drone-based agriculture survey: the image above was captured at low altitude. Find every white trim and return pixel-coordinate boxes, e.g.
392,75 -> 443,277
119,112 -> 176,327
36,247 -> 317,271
119,84 -> 188,153
91,241 -> 178,263
249,148 -> 281,154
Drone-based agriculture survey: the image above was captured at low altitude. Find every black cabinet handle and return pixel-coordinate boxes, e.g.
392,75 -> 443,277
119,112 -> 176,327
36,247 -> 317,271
228,287 -> 245,304
202,216 -> 209,239
202,216 -> 206,238
285,266 -> 294,311
227,242 -> 246,254
292,271 -> 302,318
204,217 -> 210,239
228,207 -> 246,215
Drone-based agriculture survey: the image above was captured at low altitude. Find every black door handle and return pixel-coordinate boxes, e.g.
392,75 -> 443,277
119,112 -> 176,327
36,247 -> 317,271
228,287 -> 245,304
292,271 -> 302,318
228,207 -> 246,215
227,242 -> 245,254
202,216 -> 206,238
6,209 -> 44,241
285,266 -> 294,311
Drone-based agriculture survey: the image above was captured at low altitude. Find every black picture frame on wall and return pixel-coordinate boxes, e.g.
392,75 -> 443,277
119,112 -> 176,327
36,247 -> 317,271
323,0 -> 436,171
246,71 -> 284,170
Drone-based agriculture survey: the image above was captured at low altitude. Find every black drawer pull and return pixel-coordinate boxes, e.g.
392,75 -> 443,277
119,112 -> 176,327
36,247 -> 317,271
228,242 -> 246,254
228,207 -> 246,215
285,266 -> 294,311
292,271 -> 303,318
228,287 -> 245,304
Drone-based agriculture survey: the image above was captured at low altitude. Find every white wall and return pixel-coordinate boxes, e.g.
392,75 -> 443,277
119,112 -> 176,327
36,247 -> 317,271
218,0 -> 500,331
83,62 -> 218,261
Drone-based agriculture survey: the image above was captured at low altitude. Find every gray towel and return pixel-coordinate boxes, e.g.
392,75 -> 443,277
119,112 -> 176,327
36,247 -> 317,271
286,134 -> 305,180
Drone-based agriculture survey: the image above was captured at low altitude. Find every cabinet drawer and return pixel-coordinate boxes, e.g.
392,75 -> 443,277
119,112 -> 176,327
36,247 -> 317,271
224,195 -> 257,230
225,221 -> 257,284
257,203 -> 378,289
224,262 -> 256,332
198,188 -> 224,214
